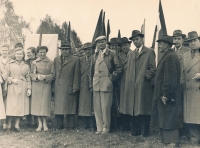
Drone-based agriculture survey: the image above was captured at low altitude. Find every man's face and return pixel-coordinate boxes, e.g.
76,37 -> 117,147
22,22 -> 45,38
110,44 -> 120,52
96,40 -> 106,50
189,38 -> 200,50
27,49 -> 35,59
158,41 -> 168,53
132,36 -> 143,48
84,48 -> 93,57
173,36 -> 184,48
61,48 -> 71,57
1,47 -> 9,57
121,43 -> 130,53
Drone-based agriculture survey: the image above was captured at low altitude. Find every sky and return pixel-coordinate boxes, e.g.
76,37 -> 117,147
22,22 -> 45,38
10,0 -> 200,49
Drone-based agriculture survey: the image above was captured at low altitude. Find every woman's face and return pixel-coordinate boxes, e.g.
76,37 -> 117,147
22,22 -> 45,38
38,49 -> 47,59
15,50 -> 24,61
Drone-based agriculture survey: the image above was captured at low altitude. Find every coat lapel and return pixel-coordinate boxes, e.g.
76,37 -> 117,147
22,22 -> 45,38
136,46 -> 147,59
62,55 -> 73,66
157,49 -> 172,67
80,57 -> 89,74
185,51 -> 200,72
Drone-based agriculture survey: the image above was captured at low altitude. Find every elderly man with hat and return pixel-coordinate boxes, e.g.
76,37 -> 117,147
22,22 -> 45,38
152,35 -> 182,146
89,36 -> 122,134
123,30 -> 156,137
78,42 -> 95,130
182,31 -> 200,143
53,41 -> 80,129
118,37 -> 132,131
108,37 -> 121,54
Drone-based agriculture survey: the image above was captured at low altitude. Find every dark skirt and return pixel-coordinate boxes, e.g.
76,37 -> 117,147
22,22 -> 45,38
160,128 -> 180,144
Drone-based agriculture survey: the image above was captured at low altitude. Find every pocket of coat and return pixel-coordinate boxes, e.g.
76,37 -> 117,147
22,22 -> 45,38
99,77 -> 113,92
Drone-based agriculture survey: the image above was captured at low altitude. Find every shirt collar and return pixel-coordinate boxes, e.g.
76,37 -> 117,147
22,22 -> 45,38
136,45 -> 143,53
175,46 -> 182,51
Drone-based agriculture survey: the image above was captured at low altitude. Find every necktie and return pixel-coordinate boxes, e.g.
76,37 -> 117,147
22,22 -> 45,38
136,48 -> 139,56
191,49 -> 195,59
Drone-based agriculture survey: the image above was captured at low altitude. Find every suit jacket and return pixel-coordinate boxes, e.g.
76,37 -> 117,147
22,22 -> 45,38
89,48 -> 123,90
182,49 -> 200,124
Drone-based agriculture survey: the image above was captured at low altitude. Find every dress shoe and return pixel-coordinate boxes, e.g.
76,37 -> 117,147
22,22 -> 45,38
43,126 -> 48,132
36,126 -> 42,132
101,128 -> 109,135
14,127 -> 21,132
95,131 -> 102,135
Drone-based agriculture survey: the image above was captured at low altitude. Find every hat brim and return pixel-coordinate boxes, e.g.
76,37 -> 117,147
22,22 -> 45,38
172,34 -> 186,38
156,39 -> 175,45
185,36 -> 200,42
58,47 -> 71,49
129,34 -> 144,40
121,41 -> 132,44
108,42 -> 121,45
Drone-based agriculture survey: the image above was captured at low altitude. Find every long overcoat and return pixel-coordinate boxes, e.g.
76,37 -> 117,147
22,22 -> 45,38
122,46 -> 156,116
152,49 -> 182,129
5,60 -> 31,116
182,50 -> 200,124
54,55 -> 80,115
119,51 -> 130,113
30,57 -> 54,116
78,56 -> 93,116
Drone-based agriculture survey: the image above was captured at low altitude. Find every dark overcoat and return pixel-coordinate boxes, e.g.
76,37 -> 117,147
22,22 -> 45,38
54,55 -> 80,114
122,46 -> 156,116
78,56 -> 93,116
152,49 -> 182,129
119,51 -> 130,113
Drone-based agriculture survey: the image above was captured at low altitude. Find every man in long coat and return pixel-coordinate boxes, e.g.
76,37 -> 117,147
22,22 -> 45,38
89,36 -> 122,134
152,35 -> 182,146
119,37 -> 132,131
108,37 -> 121,130
78,42 -> 95,129
182,31 -> 200,143
123,30 -> 156,137
54,41 -> 80,129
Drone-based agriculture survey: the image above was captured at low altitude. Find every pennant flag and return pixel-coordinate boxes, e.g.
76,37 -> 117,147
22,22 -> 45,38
118,29 -> 121,39
107,19 -> 111,41
151,25 -> 157,49
155,0 -> 168,65
102,11 -> 106,36
92,10 -> 104,43
67,21 -> 71,44
141,19 -> 145,45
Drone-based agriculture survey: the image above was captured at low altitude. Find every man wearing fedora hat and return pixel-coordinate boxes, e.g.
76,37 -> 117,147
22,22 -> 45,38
108,38 -> 121,54
53,41 -> 80,129
123,30 -> 156,137
182,31 -> 200,143
152,35 -> 182,146
89,36 -> 122,134
118,37 -> 132,131
78,42 -> 95,130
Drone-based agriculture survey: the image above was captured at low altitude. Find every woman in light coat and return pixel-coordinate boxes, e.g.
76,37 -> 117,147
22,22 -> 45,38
5,48 -> 31,131
30,46 -> 54,132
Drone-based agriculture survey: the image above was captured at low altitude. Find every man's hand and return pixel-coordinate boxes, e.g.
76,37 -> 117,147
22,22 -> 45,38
38,74 -> 46,81
192,73 -> 200,80
161,96 -> 169,105
12,79 -> 19,84
27,89 -> 31,97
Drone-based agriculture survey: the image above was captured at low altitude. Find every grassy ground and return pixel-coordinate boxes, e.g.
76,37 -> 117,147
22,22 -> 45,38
0,117 -> 200,148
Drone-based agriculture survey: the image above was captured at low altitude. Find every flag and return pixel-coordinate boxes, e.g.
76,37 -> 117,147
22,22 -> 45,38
155,0 -> 167,65
151,25 -> 157,49
107,19 -> 111,41
102,11 -> 106,36
118,29 -> 121,39
141,19 -> 145,45
92,10 -> 104,43
67,21 -> 71,44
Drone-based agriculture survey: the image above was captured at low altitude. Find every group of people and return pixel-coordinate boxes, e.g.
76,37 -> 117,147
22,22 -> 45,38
0,29 -> 199,147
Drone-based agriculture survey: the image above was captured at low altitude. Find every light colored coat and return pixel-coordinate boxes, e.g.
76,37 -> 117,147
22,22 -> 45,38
122,46 -> 156,116
30,57 -> 54,116
182,50 -> 200,124
5,60 -> 31,116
